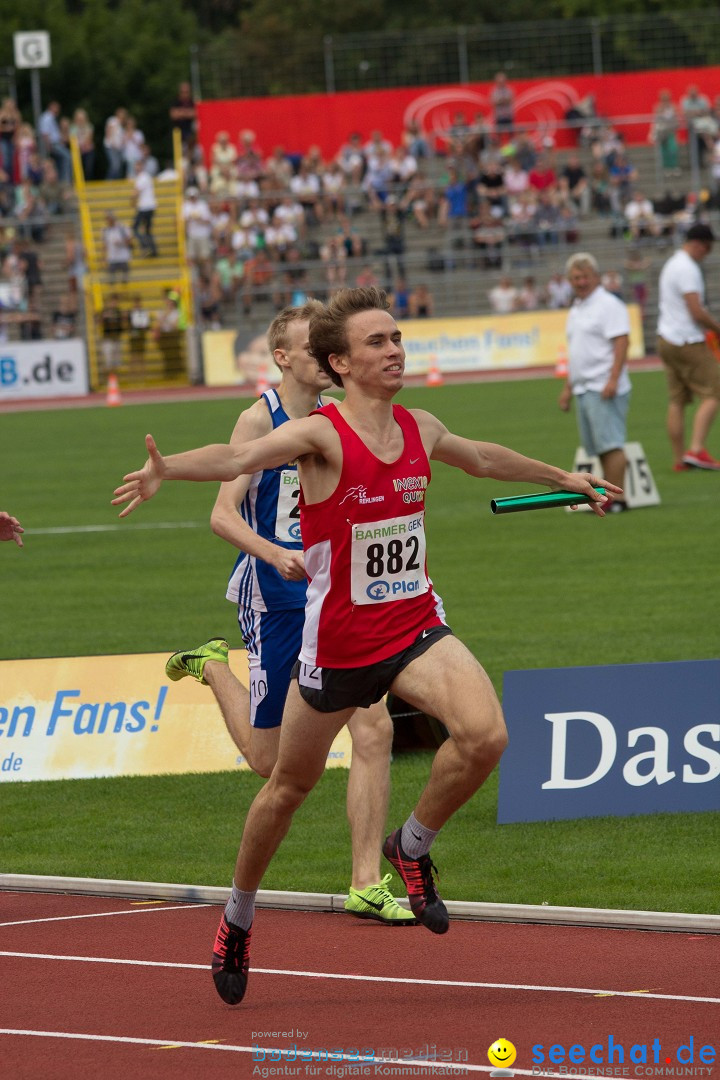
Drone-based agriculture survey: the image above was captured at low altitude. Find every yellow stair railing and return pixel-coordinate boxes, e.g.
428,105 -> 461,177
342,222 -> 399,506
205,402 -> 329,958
71,129 -> 194,389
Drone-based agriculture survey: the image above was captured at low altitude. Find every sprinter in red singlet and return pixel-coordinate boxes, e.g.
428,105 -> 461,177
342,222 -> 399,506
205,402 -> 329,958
114,287 -> 621,1006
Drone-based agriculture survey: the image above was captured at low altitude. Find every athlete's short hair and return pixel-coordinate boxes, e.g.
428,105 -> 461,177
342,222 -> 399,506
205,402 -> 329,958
267,300 -> 325,363
308,287 -> 390,387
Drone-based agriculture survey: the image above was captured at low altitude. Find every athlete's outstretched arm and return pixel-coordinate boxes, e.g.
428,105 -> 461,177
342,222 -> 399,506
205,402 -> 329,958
412,409 -> 622,517
112,417 -> 328,518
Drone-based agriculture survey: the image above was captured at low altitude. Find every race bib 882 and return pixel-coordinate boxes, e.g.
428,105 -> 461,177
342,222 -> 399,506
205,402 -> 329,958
350,512 -> 428,605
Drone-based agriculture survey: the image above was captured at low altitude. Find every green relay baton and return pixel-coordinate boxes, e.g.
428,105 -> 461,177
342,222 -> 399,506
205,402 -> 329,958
490,486 -> 606,514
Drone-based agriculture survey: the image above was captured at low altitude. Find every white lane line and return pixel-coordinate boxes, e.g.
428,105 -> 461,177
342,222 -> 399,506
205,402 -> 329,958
0,1031 -> 595,1075
0,903 -> 211,927
25,522 -> 206,535
1,952 -> 718,1004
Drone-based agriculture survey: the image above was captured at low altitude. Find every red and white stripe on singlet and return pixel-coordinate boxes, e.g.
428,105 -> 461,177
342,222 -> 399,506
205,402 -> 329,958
298,402 -> 446,668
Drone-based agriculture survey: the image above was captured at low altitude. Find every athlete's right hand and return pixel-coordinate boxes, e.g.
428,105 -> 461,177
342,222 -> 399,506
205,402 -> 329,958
271,548 -> 306,581
112,434 -> 167,518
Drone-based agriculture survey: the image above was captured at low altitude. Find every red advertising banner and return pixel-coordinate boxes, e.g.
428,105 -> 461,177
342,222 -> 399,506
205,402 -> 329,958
197,65 -> 720,162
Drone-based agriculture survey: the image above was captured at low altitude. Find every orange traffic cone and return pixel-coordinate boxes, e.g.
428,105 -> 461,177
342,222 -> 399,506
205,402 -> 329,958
426,359 -> 444,387
255,365 -> 269,397
555,345 -> 568,379
106,372 -> 122,406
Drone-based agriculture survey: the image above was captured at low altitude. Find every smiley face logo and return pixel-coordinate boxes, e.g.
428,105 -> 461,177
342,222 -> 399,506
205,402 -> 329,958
488,1039 -> 517,1069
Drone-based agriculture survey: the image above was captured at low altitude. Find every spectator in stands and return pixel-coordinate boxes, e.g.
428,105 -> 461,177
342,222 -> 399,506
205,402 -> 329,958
183,186 -> 213,265
103,107 -> 127,180
336,214 -> 367,259
546,270 -> 573,309
39,158 -> 70,216
70,108 -> 95,180
559,153 -> 590,216
139,142 -> 159,179
681,84 -> 711,168
15,179 -> 46,242
14,238 -> 42,303
691,106 -> 719,170
196,267 -> 223,330
533,191 -> 562,248
503,155 -> 530,200
402,119 -> 430,161
264,209 -> 299,260
362,146 -> 395,212
515,276 -> 541,311
16,122 -> 37,182
182,136 -> 208,192
320,233 -> 347,293
491,72 -> 515,137
65,232 -> 86,295
128,294 -> 151,375
20,298 -> 43,341
488,275 -> 518,314
589,159 -> 612,216
97,292 -> 127,375
52,293 -> 78,339
364,130 -> 394,169
470,202 -> 505,268
438,165 -> 469,228
241,247 -> 275,315
321,160 -> 347,220
273,193 -> 306,236
355,264 -> 380,289
388,276 -> 410,319
601,269 -> 624,299
408,281 -> 434,317
236,130 -> 264,182
336,132 -> 366,185
399,170 -> 436,230
25,150 -> 44,188
211,130 -> 237,178
506,189 -> 538,254
608,150 -> 638,214
132,158 -> 157,257
153,289 -> 185,376
290,159 -> 324,224
240,195 -> 269,237
264,145 -> 293,191
0,98 -> 19,182
103,210 -> 133,284
38,101 -> 72,185
623,247 -> 651,314
476,158 -> 507,218
390,144 -> 418,195
623,190 -> 661,242
122,115 -> 146,178
528,153 -> 557,195
650,90 -> 680,177
169,82 -> 197,148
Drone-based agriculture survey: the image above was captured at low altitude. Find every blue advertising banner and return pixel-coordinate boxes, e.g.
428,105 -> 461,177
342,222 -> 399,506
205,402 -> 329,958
498,660 -> 720,824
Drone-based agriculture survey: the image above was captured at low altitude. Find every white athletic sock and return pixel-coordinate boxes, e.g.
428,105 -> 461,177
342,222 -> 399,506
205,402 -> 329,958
400,812 -> 440,858
224,882 -> 256,930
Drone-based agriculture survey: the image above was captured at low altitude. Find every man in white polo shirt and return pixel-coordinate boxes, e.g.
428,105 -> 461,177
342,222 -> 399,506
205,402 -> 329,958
559,252 -> 631,511
657,222 -> 720,470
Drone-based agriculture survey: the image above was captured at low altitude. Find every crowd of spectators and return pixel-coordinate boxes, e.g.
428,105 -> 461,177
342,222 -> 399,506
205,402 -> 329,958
2,75 -> 720,344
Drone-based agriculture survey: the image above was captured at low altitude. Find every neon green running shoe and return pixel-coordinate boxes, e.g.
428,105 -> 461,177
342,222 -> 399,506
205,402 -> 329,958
344,873 -> 418,925
165,638 -> 229,685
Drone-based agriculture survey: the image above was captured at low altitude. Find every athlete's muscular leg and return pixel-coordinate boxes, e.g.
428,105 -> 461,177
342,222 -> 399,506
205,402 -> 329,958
233,681 -> 354,891
390,635 -> 507,831
346,701 -> 394,890
203,662 -> 280,778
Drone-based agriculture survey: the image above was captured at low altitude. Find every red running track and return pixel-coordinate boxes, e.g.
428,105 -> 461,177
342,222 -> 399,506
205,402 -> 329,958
1,890 -> 718,1080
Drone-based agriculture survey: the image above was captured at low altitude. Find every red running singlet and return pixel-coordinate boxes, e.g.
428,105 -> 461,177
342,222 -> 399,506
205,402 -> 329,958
298,402 -> 446,668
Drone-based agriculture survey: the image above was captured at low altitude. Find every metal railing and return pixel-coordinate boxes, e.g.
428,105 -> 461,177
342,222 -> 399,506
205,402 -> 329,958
193,10 -> 720,100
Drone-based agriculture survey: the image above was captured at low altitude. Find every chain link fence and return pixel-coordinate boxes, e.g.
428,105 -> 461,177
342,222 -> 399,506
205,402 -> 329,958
194,10 -> 720,101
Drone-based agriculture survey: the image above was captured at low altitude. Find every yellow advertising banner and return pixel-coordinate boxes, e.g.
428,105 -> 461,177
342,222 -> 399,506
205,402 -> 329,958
399,306 -> 646,376
203,307 -> 645,386
0,652 -> 351,782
